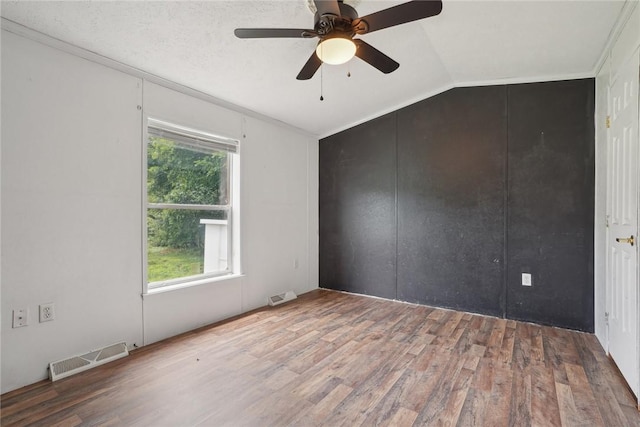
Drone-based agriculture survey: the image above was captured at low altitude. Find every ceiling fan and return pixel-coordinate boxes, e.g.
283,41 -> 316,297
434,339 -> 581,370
234,0 -> 443,80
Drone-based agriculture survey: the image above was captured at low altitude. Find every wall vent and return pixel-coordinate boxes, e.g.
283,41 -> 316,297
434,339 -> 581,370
49,342 -> 129,381
268,291 -> 297,306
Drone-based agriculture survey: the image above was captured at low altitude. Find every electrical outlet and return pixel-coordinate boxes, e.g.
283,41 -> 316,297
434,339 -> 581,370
294,258 -> 299,269
522,273 -> 532,287
12,309 -> 28,328
39,303 -> 55,322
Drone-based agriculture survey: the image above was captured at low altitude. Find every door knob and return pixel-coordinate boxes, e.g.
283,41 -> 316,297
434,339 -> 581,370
616,235 -> 635,246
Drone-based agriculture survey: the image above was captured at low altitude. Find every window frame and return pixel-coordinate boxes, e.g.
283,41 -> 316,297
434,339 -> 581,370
143,116 -> 240,292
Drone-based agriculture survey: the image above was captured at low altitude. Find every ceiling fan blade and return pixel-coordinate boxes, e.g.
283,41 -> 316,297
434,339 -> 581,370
314,0 -> 341,17
354,40 -> 399,74
234,28 -> 314,39
296,52 -> 322,80
354,0 -> 442,34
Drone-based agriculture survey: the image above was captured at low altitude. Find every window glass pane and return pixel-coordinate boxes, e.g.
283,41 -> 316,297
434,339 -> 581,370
147,136 -> 229,206
147,209 -> 228,284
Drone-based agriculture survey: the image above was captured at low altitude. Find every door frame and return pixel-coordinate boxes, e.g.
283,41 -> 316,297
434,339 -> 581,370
600,46 -> 640,406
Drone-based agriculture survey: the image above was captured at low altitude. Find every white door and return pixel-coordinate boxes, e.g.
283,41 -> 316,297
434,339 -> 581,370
607,49 -> 640,398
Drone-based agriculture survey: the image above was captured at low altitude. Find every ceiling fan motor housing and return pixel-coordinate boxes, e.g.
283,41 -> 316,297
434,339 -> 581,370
314,2 -> 359,38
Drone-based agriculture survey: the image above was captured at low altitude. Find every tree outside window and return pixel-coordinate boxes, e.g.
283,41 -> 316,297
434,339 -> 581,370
146,119 -> 236,287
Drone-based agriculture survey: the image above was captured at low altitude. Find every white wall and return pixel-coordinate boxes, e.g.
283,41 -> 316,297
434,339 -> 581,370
1,30 -> 319,393
594,3 -> 640,350
1,30 -> 144,392
240,116 -> 318,312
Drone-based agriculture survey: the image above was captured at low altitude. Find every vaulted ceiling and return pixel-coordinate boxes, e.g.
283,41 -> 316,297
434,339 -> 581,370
1,1 -> 626,137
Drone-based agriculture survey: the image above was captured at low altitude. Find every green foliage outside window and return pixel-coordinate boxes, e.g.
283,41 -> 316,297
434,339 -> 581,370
147,137 -> 229,282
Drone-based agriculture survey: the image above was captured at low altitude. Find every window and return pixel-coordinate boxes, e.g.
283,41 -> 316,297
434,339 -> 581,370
145,118 -> 239,290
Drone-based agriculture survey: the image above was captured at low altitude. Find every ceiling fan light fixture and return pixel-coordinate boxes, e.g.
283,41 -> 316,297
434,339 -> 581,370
316,37 -> 356,65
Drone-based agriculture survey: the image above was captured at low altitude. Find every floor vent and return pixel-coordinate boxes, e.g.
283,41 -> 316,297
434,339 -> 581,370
268,291 -> 297,306
49,342 -> 129,381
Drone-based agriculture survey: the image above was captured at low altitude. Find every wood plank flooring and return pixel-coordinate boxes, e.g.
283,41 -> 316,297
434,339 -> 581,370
2,289 -> 639,426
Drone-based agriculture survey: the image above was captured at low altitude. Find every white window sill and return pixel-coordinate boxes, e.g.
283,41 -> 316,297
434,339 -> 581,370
143,273 -> 244,296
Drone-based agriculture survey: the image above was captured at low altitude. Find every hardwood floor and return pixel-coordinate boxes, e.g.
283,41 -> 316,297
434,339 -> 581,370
2,289 -> 639,426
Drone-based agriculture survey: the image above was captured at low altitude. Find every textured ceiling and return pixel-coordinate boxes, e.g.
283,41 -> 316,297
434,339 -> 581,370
0,1 -> 625,137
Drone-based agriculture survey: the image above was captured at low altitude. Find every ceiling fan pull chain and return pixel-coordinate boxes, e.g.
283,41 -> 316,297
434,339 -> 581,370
320,45 -> 324,101
320,65 -> 324,101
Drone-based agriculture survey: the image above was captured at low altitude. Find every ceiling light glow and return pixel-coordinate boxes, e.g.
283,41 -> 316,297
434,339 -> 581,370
316,38 -> 356,65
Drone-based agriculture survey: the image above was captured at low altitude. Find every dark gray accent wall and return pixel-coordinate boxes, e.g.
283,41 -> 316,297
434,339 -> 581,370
319,79 -> 595,331
506,80 -> 595,331
396,86 -> 507,317
319,113 -> 397,299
